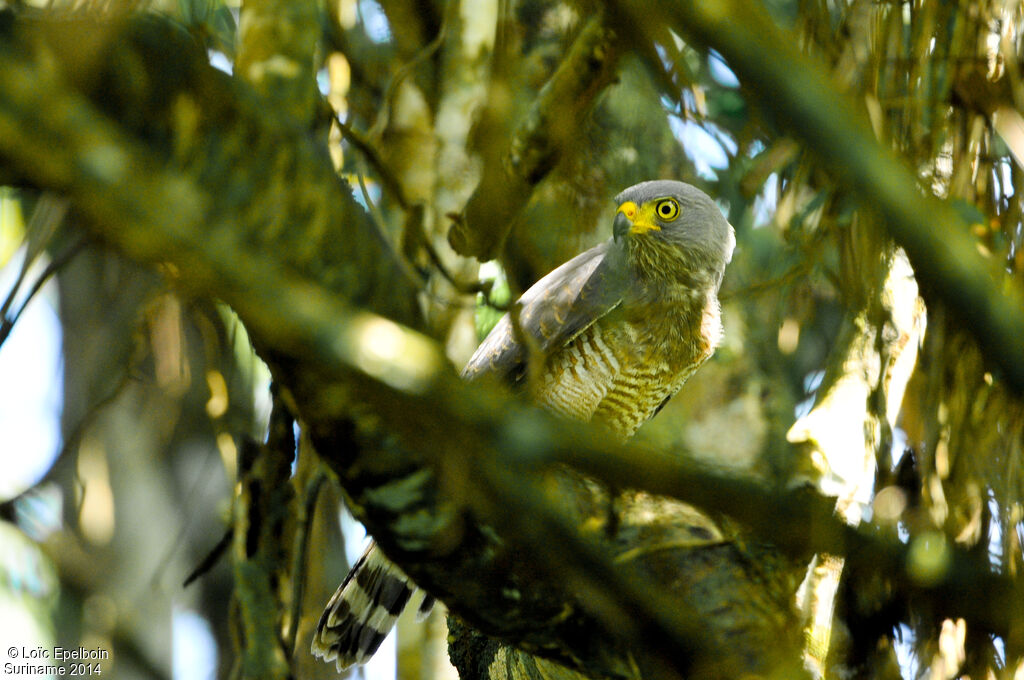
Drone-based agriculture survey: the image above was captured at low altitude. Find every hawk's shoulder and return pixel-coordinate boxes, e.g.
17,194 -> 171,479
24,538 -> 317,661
461,240 -> 628,383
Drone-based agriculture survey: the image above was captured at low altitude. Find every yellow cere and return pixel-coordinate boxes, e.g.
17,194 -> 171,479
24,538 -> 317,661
617,200 -> 638,220
617,198 -> 679,235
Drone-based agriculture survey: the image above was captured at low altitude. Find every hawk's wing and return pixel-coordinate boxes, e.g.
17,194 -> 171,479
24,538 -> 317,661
461,239 -> 628,383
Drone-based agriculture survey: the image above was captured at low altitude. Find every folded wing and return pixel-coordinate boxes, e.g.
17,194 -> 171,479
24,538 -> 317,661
462,239 -> 628,383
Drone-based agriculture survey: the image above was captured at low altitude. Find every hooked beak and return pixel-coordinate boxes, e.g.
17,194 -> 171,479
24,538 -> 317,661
613,211 -> 631,242
612,200 -> 660,243
613,200 -> 638,242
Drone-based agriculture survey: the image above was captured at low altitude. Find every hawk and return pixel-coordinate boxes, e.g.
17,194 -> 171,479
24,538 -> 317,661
312,180 -> 736,670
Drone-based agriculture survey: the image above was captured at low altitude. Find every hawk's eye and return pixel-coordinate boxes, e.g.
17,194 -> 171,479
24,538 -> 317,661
654,198 -> 680,221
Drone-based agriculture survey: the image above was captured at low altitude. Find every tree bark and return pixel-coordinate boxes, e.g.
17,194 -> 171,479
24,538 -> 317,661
3,5 -> 1024,679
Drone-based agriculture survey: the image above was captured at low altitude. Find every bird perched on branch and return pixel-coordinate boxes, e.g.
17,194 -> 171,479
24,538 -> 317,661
312,179 -> 735,670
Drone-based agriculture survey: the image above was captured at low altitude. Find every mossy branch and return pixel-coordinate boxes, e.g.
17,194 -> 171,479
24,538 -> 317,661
450,15 -> 621,261
3,9 -> 1021,678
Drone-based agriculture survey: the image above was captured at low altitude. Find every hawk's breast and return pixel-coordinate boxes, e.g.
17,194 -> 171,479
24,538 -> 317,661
537,303 -> 713,439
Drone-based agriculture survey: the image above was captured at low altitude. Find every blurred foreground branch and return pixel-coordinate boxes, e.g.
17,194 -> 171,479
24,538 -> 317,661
3,7 -> 1022,678
450,14 -> 621,260
613,0 -> 1024,394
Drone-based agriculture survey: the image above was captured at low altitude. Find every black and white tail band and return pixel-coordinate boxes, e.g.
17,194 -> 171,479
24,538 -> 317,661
311,542 -> 433,670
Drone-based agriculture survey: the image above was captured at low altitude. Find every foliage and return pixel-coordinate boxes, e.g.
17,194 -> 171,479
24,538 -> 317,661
0,0 -> 1022,679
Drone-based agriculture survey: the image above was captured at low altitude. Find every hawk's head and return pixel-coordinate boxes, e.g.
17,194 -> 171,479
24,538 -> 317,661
612,180 -> 735,288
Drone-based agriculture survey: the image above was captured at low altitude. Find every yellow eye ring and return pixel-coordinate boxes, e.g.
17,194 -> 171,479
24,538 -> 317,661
654,198 -> 680,221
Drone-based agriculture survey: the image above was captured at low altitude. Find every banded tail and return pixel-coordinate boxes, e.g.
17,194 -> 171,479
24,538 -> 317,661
312,542 -> 434,671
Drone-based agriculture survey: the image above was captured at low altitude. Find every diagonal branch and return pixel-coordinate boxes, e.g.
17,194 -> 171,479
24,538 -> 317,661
0,23 -> 803,676
611,0 -> 1024,395
5,9 -> 1021,678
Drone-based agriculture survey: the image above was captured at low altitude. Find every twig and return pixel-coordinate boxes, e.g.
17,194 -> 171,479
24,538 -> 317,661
365,13 -> 447,141
183,527 -> 233,588
334,117 -> 410,209
286,459 -> 325,658
0,236 -> 85,348
720,260 -> 812,301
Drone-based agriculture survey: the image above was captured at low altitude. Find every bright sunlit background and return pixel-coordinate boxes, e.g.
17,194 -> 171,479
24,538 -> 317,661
0,186 -> 401,679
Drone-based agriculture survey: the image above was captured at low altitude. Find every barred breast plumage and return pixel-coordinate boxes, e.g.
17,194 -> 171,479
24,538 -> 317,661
312,180 -> 734,671
536,298 -> 714,439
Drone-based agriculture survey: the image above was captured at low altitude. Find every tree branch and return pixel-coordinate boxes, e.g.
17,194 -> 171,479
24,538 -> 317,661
235,0 -> 320,127
449,14 -> 621,260
0,21 -> 803,675
611,0 -> 1024,395
0,8 -> 422,329
5,8 -> 1020,678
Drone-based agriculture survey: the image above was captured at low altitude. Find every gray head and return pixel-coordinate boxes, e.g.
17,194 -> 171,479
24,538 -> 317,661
612,180 -> 735,286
